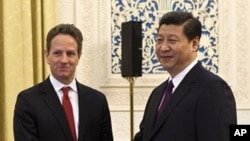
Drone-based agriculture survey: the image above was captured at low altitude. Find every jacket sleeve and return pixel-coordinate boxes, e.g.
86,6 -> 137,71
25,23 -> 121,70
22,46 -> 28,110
196,81 -> 237,141
101,96 -> 114,141
13,93 -> 39,141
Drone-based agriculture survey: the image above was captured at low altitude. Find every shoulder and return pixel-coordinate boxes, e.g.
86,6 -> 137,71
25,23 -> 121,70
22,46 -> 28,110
77,82 -> 107,99
198,68 -> 228,86
15,81 -> 49,108
189,62 -> 228,85
18,81 -> 44,97
187,64 -> 233,96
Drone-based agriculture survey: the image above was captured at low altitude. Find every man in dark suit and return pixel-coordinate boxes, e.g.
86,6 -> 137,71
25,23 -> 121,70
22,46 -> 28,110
134,11 -> 237,141
14,24 -> 113,141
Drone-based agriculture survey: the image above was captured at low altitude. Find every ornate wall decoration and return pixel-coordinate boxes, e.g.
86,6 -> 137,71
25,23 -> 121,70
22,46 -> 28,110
171,0 -> 218,73
111,0 -> 160,74
111,0 -> 218,74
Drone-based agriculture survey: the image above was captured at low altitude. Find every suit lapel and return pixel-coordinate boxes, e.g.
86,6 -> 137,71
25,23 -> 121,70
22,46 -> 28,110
149,62 -> 202,140
153,81 -> 191,130
40,78 -> 72,141
76,82 -> 90,141
147,81 -> 168,133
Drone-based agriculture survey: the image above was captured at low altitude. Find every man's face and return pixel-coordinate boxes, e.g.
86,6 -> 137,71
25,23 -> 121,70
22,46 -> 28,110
45,34 -> 81,84
155,24 -> 198,77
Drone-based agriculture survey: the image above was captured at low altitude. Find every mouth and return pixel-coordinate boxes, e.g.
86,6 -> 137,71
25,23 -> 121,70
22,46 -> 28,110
58,66 -> 68,68
160,55 -> 173,62
161,55 -> 173,59
57,67 -> 69,71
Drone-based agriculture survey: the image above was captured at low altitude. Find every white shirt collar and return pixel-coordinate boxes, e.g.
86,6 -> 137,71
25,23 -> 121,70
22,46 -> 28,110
171,59 -> 198,91
49,75 -> 77,93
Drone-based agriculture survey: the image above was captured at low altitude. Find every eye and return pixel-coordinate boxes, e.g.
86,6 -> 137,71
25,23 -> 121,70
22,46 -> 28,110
53,51 -> 62,56
168,39 -> 177,43
156,37 -> 163,43
67,51 -> 76,56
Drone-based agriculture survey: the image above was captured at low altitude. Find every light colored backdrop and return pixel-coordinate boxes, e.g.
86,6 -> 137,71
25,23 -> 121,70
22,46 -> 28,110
59,0 -> 250,141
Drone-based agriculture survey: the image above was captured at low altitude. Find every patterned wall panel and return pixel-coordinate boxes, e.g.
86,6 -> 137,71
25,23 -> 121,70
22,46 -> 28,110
111,0 -> 218,74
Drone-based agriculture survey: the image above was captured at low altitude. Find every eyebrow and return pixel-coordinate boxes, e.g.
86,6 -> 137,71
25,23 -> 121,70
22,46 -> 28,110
157,34 -> 178,38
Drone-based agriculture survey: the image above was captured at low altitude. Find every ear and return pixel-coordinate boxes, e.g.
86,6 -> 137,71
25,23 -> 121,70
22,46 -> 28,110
44,49 -> 49,64
78,51 -> 82,58
76,51 -> 82,65
191,36 -> 200,52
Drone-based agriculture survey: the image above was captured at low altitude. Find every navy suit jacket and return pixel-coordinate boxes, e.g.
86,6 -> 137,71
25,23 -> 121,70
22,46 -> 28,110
134,62 -> 237,141
14,78 -> 113,141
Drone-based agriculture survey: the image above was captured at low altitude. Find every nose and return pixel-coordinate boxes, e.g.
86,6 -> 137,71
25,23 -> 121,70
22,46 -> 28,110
159,41 -> 171,51
60,53 -> 68,63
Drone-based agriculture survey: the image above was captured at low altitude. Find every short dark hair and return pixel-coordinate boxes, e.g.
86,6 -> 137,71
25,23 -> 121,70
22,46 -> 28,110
158,11 -> 201,41
46,24 -> 83,54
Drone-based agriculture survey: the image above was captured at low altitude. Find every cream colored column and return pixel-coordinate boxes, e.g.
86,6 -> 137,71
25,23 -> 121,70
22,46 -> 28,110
219,0 -> 250,122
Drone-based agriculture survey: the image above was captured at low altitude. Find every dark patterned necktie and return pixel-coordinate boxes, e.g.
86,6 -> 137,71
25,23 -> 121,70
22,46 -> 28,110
62,87 -> 77,141
156,80 -> 174,120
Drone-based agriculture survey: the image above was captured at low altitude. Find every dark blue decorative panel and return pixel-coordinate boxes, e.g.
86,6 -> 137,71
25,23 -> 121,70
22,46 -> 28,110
111,0 -> 218,74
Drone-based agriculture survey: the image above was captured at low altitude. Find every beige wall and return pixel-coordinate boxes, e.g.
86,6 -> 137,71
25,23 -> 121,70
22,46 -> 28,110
59,0 -> 250,141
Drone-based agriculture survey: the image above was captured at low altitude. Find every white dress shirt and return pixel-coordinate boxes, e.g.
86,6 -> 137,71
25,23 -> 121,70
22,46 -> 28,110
49,75 -> 79,138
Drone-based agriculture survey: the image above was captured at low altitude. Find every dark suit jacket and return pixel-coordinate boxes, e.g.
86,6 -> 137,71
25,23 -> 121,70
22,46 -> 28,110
134,62 -> 237,141
14,78 -> 113,141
